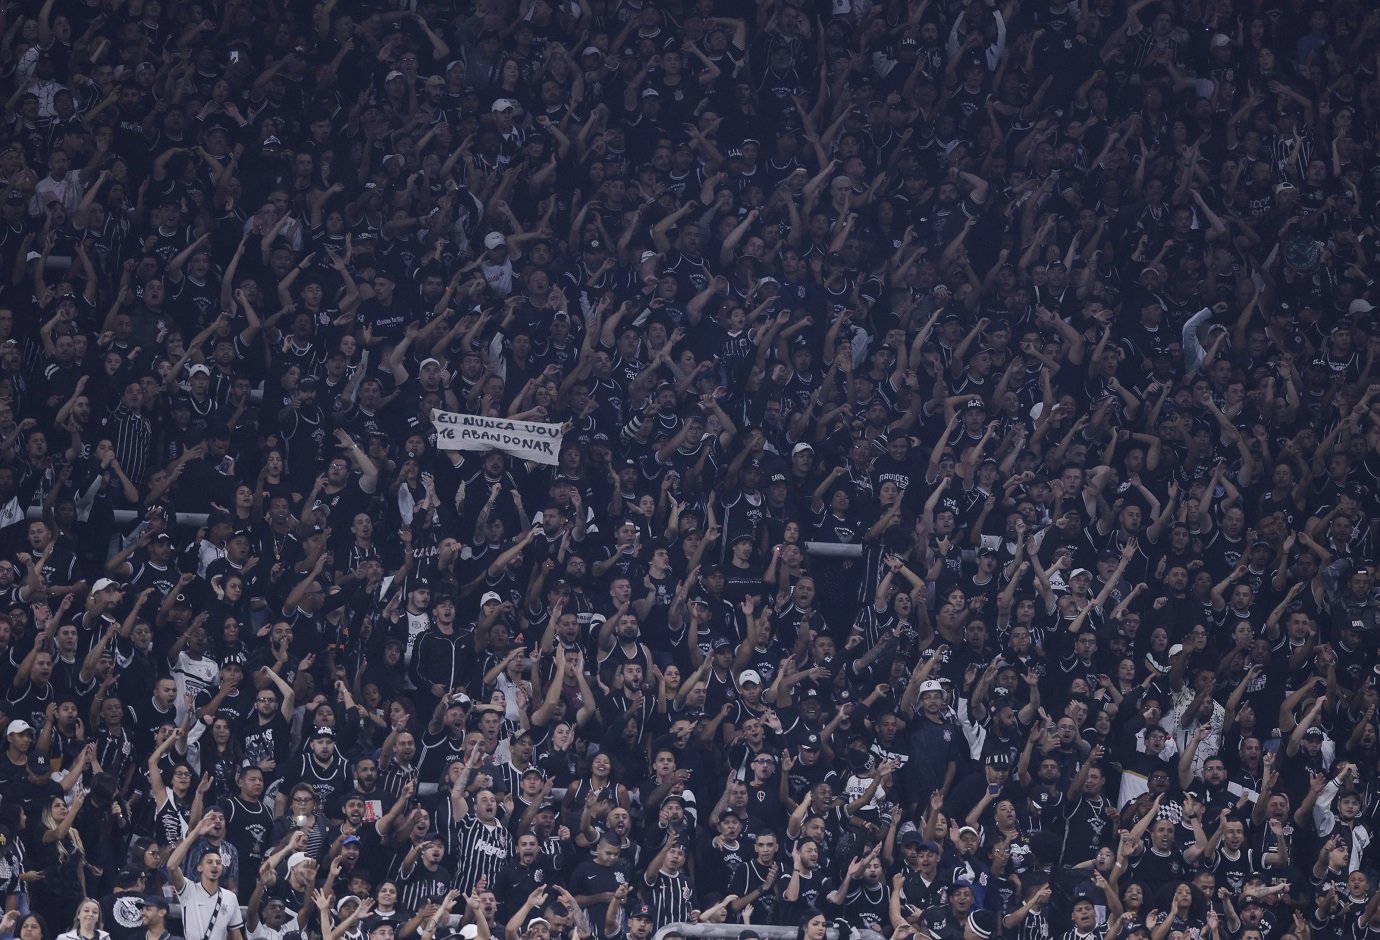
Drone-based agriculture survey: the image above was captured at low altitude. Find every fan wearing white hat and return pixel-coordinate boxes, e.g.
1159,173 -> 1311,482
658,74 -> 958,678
900,671 -> 959,798
0,719 -> 34,785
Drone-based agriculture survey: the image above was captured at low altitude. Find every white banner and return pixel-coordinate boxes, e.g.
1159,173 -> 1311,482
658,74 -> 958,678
432,410 -> 564,465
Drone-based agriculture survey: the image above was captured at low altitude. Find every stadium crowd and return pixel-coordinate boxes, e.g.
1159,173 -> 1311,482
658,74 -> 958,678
0,1 -> 1372,940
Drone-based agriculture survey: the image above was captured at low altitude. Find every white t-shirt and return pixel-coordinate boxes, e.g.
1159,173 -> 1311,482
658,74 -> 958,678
172,652 -> 218,724
176,879 -> 244,940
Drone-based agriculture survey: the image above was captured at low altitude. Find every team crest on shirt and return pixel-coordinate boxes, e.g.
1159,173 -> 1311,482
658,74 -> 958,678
534,870 -> 544,882
942,729 -> 952,742
615,871 -> 628,884
113,897 -> 144,928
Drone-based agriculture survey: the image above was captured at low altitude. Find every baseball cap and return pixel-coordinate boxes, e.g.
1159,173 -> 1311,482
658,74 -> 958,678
287,852 -> 314,870
491,98 -> 515,112
480,591 -> 503,605
188,363 -> 211,378
791,442 -> 814,455
91,577 -> 120,593
918,679 -> 945,694
738,670 -> 763,686
484,232 -> 506,250
137,895 -> 170,911
6,720 -> 31,736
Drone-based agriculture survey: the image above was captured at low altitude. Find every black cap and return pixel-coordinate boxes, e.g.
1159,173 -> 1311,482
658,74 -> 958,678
628,904 -> 653,921
137,895 -> 170,911
967,910 -> 998,940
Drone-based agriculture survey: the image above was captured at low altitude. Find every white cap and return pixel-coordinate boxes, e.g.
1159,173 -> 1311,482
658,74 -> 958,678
385,70 -> 405,82
484,231 -> 506,250
1210,33 -> 1231,47
1069,568 -> 1091,579
491,98 -> 515,112
419,357 -> 441,369
481,591 -> 503,605
738,670 -> 763,686
1168,643 -> 1185,658
460,927 -> 480,940
91,577 -> 120,593
188,363 -> 211,377
918,679 -> 945,694
6,720 -> 31,736
792,442 -> 814,455
1350,299 -> 1375,314
287,852 -> 313,870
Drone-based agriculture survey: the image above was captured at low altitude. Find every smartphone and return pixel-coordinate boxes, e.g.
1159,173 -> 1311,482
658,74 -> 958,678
229,50 -> 240,64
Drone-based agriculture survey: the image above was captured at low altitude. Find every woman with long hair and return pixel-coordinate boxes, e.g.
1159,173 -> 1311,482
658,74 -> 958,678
535,721 -> 578,787
0,912 -> 49,940
125,839 -> 168,896
194,716 -> 245,804
369,882 -> 408,927
54,900 -> 107,940
794,911 -> 828,940
28,794 -> 86,930
560,751 -> 629,817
